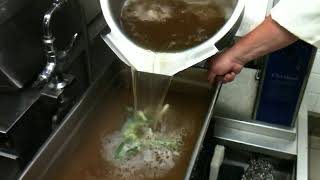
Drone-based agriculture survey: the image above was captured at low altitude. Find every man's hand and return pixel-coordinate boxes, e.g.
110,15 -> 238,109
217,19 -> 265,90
207,16 -> 298,84
208,50 -> 244,84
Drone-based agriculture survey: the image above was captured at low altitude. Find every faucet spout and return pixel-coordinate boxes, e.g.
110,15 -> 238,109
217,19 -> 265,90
43,0 -> 65,40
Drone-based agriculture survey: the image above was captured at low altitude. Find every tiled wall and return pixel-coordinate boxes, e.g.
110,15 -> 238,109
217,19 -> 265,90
305,50 -> 320,114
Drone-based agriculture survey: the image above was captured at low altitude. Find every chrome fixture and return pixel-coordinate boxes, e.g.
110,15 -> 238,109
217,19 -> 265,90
34,0 -> 79,89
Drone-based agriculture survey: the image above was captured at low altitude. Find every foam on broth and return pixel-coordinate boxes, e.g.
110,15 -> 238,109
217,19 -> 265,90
46,82 -> 211,180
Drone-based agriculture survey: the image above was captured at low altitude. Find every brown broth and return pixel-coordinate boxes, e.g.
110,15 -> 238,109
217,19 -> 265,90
120,0 -> 227,51
45,84 -> 210,180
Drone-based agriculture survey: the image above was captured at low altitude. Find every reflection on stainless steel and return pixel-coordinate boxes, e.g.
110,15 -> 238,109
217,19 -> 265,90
215,117 -> 296,141
34,0 -> 79,89
0,151 -> 18,160
185,82 -> 222,180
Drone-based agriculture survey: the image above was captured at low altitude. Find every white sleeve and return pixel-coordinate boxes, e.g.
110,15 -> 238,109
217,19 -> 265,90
271,0 -> 320,48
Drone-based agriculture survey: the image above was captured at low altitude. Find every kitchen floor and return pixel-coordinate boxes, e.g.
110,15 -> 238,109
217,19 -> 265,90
309,114 -> 320,180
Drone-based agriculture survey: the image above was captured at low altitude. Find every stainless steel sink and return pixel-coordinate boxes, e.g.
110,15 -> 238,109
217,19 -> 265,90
18,60 -> 221,180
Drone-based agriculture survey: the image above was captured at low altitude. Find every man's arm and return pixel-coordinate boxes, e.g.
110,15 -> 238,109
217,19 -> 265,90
271,0 -> 320,48
208,16 -> 298,83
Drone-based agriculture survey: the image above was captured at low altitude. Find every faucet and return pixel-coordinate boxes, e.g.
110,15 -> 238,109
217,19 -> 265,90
34,0 -> 79,89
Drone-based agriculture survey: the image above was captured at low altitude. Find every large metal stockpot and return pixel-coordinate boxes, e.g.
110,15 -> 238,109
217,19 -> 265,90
100,0 -> 246,76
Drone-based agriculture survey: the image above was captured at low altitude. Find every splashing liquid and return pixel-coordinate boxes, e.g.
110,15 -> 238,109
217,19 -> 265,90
46,83 -> 211,180
131,69 -> 172,116
102,69 -> 181,178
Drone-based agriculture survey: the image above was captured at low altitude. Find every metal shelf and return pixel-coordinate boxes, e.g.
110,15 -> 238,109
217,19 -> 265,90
213,118 -> 297,159
211,67 -> 309,179
212,68 -> 298,159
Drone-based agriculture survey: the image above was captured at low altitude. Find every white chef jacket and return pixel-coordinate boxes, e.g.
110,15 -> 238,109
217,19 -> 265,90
271,0 -> 320,48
